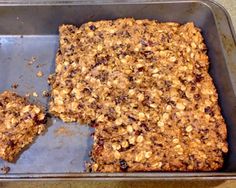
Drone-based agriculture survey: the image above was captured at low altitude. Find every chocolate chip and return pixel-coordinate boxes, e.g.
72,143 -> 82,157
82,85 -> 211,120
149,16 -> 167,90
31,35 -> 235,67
122,31 -> 131,37
195,74 -> 203,82
178,89 -> 187,99
140,123 -> 149,131
115,95 -> 127,104
167,100 -> 176,106
137,67 -> 145,72
82,87 -> 92,94
119,159 -> 129,171
191,86 -> 196,91
96,71 -> 109,82
135,130 -> 142,136
128,76 -> 134,82
93,55 -> 110,68
140,39 -> 148,47
205,106 -> 214,116
128,116 -> 136,121
89,25 -> 97,31
106,107 -> 116,121
77,103 -> 84,109
34,116 -> 47,125
7,140 -> 14,147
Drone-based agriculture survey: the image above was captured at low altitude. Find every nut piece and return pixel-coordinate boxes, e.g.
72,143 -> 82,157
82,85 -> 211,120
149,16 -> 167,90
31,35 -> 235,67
36,70 -> 44,77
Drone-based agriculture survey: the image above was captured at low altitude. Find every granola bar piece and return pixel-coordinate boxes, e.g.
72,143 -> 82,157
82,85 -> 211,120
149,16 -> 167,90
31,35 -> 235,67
0,91 -> 46,161
50,18 -> 228,172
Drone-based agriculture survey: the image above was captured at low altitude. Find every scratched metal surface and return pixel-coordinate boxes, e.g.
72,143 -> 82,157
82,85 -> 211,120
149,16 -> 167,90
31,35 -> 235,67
0,0 -> 236,180
0,35 -> 94,173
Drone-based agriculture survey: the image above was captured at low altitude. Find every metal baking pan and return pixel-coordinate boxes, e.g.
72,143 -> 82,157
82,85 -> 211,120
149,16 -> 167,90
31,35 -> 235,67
0,0 -> 236,180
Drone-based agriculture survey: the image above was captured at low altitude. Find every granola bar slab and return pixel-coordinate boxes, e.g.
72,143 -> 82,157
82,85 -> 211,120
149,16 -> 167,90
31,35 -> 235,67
50,18 -> 228,172
0,91 -> 46,161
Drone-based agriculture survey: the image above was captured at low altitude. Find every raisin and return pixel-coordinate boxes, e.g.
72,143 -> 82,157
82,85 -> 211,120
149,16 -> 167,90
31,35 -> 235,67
7,140 -> 14,147
205,106 -> 214,116
77,103 -> 84,109
97,138 -> 104,146
89,25 -> 97,31
119,159 -> 129,171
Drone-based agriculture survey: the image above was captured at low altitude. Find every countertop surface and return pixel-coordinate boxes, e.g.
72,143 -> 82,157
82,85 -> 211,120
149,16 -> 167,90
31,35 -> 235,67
0,0 -> 236,187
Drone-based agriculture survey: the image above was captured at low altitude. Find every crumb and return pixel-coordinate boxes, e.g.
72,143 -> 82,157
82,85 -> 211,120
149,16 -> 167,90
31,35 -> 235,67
36,63 -> 47,68
1,166 -> 10,174
25,93 -> 30,97
42,90 -> 50,97
52,119 -> 57,124
54,127 -> 75,137
11,83 -> 19,89
32,92 -> 38,97
27,56 -> 36,65
36,71 -> 44,77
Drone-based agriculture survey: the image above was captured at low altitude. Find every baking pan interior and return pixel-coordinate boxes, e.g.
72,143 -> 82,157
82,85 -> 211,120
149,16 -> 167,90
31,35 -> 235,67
0,1 -> 236,175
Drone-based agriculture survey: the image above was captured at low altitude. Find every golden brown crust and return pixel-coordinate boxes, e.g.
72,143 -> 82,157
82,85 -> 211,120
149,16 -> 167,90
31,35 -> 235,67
0,91 -> 46,161
50,18 -> 228,172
